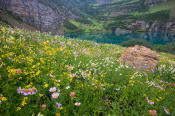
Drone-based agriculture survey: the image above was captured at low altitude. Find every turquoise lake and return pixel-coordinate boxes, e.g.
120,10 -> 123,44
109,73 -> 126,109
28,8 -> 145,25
65,32 -> 175,45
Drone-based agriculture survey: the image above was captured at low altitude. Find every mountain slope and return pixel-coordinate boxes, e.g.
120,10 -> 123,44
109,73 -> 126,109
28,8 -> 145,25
0,0 -> 77,33
0,8 -> 37,31
0,0 -> 175,34
92,0 -> 175,34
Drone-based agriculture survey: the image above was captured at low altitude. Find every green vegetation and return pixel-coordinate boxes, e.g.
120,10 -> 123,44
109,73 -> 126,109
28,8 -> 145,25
62,19 -> 107,33
0,20 -> 13,27
0,26 -> 175,116
1,0 -> 174,33
89,0 -> 175,32
131,0 -> 175,17
121,40 -> 175,54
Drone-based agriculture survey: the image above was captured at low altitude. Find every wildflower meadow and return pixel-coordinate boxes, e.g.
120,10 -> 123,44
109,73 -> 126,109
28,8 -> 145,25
0,26 -> 175,116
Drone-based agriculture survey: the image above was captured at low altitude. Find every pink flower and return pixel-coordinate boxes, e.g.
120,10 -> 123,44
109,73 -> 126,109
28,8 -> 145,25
149,110 -> 157,116
41,104 -> 47,109
16,69 -> 22,74
172,83 -> 175,86
70,92 -> 75,98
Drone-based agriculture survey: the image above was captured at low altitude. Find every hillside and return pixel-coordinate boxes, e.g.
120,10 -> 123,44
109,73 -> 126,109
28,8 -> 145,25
100,0 -> 175,34
0,26 -> 175,115
0,0 -> 175,34
0,8 -> 37,31
68,0 -> 175,34
0,0 -> 175,115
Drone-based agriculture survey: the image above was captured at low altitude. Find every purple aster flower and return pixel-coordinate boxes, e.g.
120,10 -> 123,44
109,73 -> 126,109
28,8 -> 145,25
28,88 -> 35,95
50,73 -> 54,77
22,89 -> 30,96
164,107 -> 170,115
49,87 -> 56,92
17,87 -> 23,94
56,103 -> 62,109
147,99 -> 154,105
144,73 -> 148,77
22,91 -> 28,96
51,93 -> 59,99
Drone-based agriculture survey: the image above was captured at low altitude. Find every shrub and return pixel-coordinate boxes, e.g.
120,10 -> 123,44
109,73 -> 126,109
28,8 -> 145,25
63,20 -> 78,30
121,39 -> 153,48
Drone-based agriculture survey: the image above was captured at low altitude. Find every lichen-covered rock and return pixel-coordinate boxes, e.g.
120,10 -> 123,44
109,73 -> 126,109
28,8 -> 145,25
119,45 -> 160,71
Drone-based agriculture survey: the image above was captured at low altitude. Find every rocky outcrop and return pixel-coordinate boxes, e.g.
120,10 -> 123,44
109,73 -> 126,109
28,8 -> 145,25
0,0 -> 75,33
144,0 -> 167,6
128,20 -> 175,34
94,0 -> 113,4
119,45 -> 160,71
115,28 -> 131,35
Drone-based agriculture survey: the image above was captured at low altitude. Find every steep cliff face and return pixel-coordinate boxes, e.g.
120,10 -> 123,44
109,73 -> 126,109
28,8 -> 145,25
128,20 -> 175,33
0,0 -> 75,33
94,0 -> 113,4
144,0 -> 167,6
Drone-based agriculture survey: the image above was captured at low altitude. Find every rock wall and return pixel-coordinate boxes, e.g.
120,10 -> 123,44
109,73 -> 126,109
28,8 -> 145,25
95,0 -> 113,4
128,20 -> 175,34
0,0 -> 75,33
144,0 -> 167,6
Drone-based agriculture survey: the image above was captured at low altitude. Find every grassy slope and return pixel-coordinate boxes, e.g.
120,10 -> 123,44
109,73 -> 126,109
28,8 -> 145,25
0,26 -> 175,115
60,18 -> 107,33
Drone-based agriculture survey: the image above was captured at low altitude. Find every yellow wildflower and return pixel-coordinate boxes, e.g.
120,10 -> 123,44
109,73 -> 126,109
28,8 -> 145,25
21,100 -> 27,106
17,107 -> 21,111
39,93 -> 43,97
43,83 -> 49,88
56,113 -> 60,116
18,77 -> 23,80
26,83 -> 32,88
40,58 -> 44,64
129,80 -> 135,83
60,107 -> 63,110
56,83 -> 60,87
1,97 -> 7,101
24,97 -> 28,100
35,70 -> 41,76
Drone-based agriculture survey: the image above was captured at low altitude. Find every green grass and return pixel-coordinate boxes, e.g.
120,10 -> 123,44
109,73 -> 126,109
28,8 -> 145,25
121,40 -> 175,54
131,0 -> 175,18
0,26 -> 175,116
62,19 -> 107,33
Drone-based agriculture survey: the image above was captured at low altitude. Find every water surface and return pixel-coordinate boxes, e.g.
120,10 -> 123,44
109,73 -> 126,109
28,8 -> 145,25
65,32 -> 175,45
